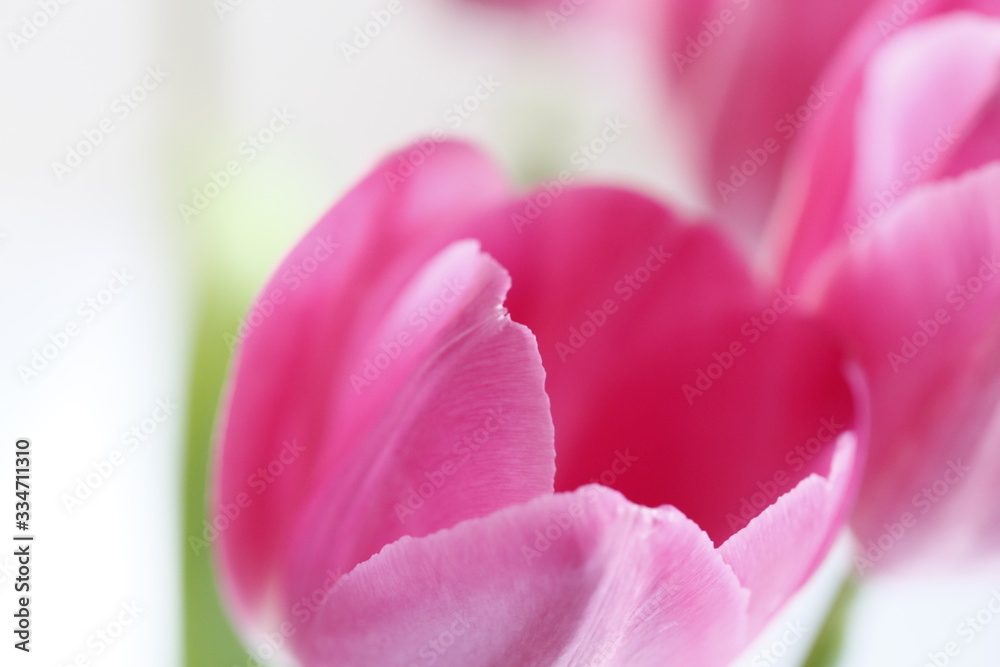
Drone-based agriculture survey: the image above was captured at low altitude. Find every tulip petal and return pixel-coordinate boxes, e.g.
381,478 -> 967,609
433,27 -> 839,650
720,429 -> 860,632
816,164 -> 1000,568
770,12 -> 1000,285
295,485 -> 753,667
852,14 -> 1000,199
465,187 -> 856,546
662,0 -> 873,235
283,241 -> 555,611
212,142 -> 548,628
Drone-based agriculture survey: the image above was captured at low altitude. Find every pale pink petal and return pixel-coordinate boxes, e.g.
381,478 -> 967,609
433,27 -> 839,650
296,443 -> 864,667
212,141 -> 538,627
815,164 -> 1000,568
294,485 -> 752,667
929,402 -> 1000,561
720,429 -> 862,631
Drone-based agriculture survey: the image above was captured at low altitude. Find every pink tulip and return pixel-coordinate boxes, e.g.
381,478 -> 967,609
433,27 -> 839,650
648,0 -> 1000,571
768,9 -> 1000,283
811,164 -> 1000,573
739,6 -> 1000,570
213,142 -> 864,665
661,0 -> 875,235
467,1 -> 999,244
212,4 -> 1000,662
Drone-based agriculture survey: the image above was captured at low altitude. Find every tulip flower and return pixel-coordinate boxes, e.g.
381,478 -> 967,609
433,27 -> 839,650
459,0 -> 1000,571
768,10 -> 1000,569
213,142 -> 865,665
466,0 -> 1000,240
212,5 -> 1000,664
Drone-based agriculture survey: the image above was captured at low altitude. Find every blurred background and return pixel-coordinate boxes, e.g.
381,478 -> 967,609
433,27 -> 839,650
2,1 -> 999,665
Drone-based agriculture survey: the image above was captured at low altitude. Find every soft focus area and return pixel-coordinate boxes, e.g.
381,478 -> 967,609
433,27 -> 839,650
3,1 -> 999,666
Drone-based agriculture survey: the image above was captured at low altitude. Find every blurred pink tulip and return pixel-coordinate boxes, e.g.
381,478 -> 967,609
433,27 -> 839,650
661,0 -> 875,234
469,0 -> 999,242
759,8 -> 1000,570
213,142 -> 864,666
464,0 -> 1000,572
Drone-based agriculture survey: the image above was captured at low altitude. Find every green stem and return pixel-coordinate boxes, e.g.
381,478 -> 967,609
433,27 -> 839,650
800,575 -> 860,667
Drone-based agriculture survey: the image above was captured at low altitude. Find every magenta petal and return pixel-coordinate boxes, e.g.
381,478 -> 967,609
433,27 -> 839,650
282,241 -> 555,611
817,164 -> 1000,567
212,141 -> 547,627
295,486 -> 752,667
